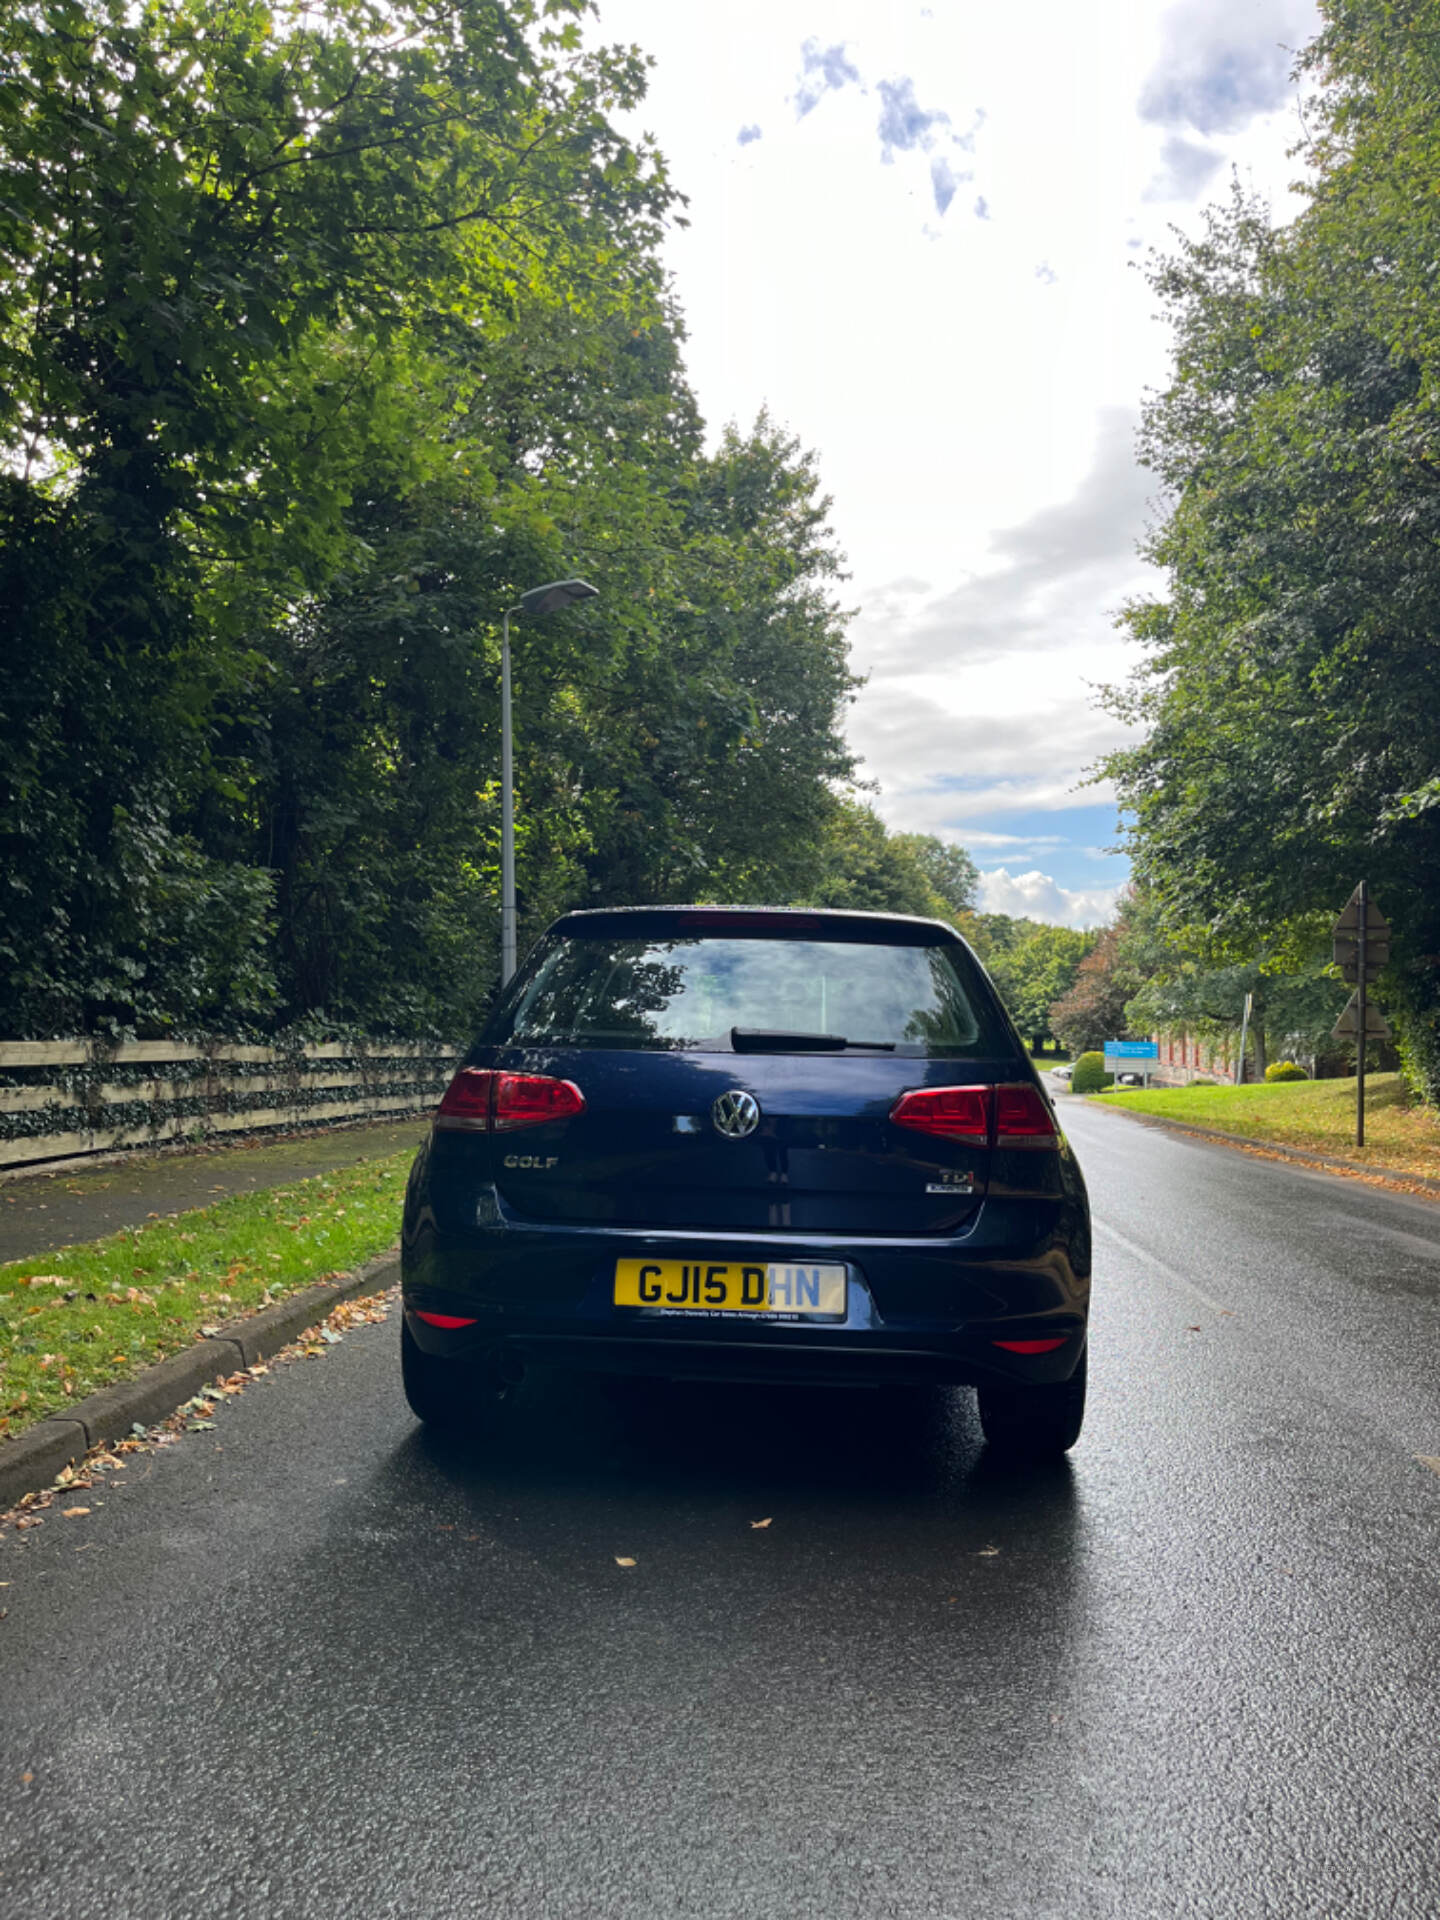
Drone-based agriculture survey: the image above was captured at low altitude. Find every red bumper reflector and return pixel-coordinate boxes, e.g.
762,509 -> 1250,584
993,1337 -> 1068,1355
414,1311 -> 480,1330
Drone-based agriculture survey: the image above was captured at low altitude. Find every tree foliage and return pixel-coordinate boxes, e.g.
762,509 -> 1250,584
984,922 -> 1094,1048
1048,919 -> 1140,1056
811,802 -> 980,925
0,0 -> 861,1036
1101,0 -> 1440,1100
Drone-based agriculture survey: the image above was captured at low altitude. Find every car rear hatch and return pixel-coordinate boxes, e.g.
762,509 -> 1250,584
436,909 -> 1042,1237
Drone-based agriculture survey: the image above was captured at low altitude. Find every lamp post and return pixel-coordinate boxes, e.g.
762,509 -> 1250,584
500,578 -> 599,984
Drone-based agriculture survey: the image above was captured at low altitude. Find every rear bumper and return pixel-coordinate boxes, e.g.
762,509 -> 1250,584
401,1207 -> 1089,1389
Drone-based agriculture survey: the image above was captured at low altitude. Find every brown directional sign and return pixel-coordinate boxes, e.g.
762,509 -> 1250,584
1332,887 -> 1391,983
1333,991 -> 1393,1040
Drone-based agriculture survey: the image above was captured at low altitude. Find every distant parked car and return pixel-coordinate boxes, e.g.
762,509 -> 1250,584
401,905 -> 1093,1458
1049,1061 -> 1076,1083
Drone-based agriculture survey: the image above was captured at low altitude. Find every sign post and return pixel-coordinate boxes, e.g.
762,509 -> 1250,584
1236,991 -> 1254,1085
1331,884 -> 1392,1150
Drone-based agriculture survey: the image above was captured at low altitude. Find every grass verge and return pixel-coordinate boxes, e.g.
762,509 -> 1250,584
0,1146 -> 414,1440
1090,1073 -> 1440,1179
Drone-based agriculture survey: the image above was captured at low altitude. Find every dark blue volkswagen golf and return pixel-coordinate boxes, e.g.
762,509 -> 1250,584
400,905 -> 1091,1456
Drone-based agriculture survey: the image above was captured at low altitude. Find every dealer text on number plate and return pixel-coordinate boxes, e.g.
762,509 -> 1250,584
614,1258 -> 847,1316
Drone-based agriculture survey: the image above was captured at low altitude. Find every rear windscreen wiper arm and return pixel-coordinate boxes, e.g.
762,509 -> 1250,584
730,1028 -> 896,1053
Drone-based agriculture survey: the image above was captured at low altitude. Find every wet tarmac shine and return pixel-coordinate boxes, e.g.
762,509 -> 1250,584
2,1101 -> 1438,1917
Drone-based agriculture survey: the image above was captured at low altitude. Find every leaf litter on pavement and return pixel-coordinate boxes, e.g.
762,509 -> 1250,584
0,1287 -> 396,1542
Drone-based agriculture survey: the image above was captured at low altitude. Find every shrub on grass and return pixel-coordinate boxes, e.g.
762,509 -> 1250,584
1071,1051 -> 1114,1094
1264,1061 -> 1308,1083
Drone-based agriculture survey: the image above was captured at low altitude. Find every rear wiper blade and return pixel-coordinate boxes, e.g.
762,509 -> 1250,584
730,1028 -> 895,1053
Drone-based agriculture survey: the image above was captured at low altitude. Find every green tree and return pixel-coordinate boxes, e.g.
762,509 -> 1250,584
889,836 -> 981,921
812,802 -> 949,918
0,0 -> 674,1035
987,924 -> 1095,1049
0,0 -> 861,1039
1049,917 -> 1140,1055
1100,0 -> 1440,1100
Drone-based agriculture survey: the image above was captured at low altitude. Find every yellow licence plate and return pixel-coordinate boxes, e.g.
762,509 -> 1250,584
614,1258 -> 847,1317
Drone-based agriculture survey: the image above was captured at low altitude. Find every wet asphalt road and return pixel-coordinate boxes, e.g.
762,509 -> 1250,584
2,1100 -> 1439,1919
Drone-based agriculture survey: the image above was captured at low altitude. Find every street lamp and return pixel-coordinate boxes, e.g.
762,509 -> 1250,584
500,577 -> 600,984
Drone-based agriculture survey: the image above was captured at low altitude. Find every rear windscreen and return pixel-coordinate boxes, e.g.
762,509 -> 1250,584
493,935 -> 1009,1056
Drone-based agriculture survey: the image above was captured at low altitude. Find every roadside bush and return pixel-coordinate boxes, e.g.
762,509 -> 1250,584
1070,1051 -> 1114,1094
1264,1061 -> 1308,1083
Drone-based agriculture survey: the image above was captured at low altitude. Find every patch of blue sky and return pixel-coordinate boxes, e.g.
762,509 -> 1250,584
953,802 -> 1128,891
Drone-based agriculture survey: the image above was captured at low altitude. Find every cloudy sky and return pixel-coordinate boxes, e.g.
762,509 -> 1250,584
589,0 -> 1319,925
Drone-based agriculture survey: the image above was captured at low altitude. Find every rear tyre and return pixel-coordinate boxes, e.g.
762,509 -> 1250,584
976,1348 -> 1087,1459
401,1317 -> 508,1433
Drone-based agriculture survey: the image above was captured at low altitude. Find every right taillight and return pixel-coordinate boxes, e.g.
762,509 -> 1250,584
888,1085 -> 991,1144
888,1081 -> 1058,1149
993,1082 -> 1058,1148
434,1067 -> 586,1133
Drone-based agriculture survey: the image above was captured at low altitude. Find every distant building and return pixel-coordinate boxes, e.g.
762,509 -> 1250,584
1151,1031 -> 1239,1085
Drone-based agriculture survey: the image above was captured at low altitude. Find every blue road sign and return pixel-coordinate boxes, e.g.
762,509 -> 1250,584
1104,1041 -> 1159,1059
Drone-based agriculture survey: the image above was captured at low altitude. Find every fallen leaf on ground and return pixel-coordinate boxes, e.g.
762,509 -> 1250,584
976,1545 -> 1000,1557
750,1517 -> 773,1529
60,1507 -> 89,1518
1186,1325 -> 1202,1332
614,1556 -> 636,1567
1417,1456 -> 1440,1479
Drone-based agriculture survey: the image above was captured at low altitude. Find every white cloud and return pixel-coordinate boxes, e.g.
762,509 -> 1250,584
586,0 -> 1315,916
843,408 -> 1157,838
794,39 -> 860,118
1139,0 -> 1317,135
851,407 -> 1158,678
1143,133 -> 1224,202
979,867 -> 1123,928
876,76 -> 951,157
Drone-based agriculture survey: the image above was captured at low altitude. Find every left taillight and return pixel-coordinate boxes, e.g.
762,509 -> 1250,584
491,1071 -> 585,1131
434,1067 -> 585,1133
434,1067 -> 495,1131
